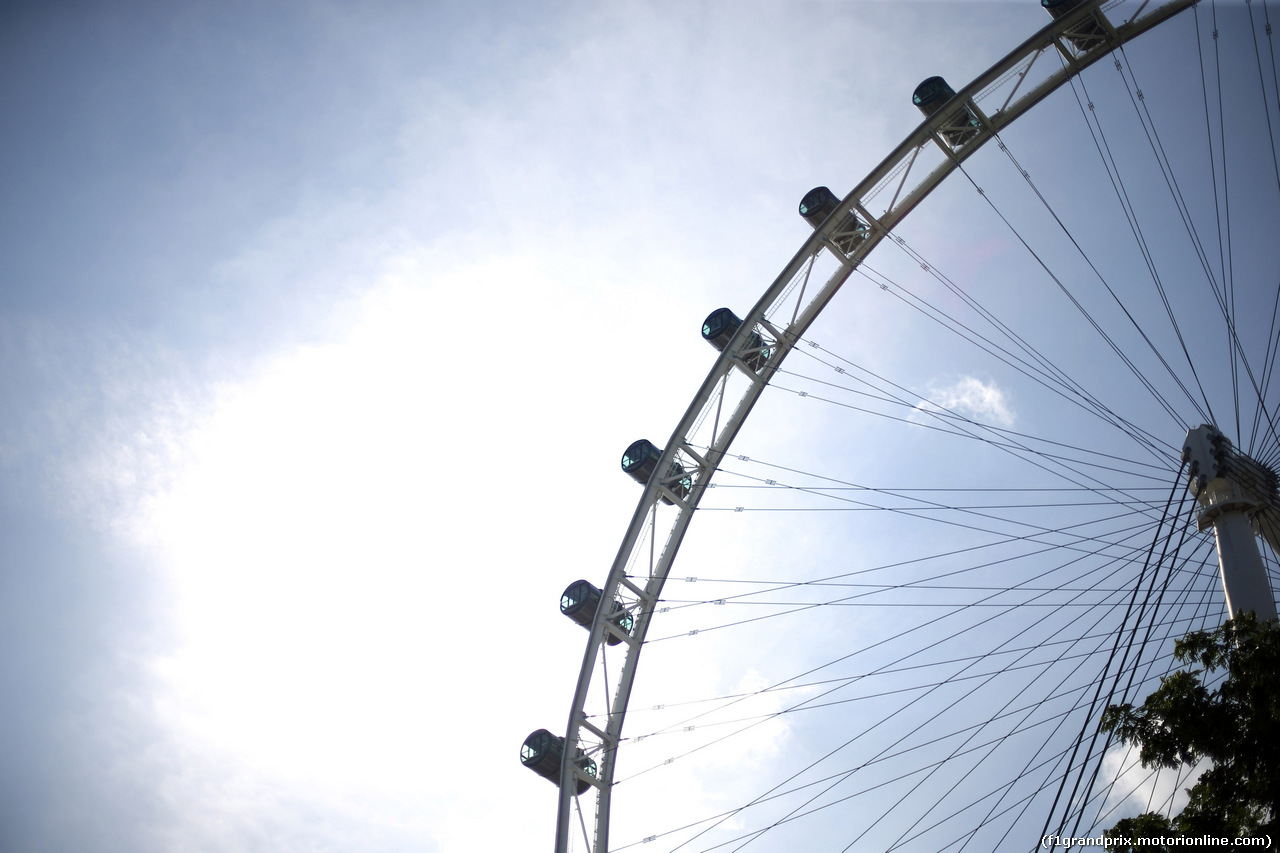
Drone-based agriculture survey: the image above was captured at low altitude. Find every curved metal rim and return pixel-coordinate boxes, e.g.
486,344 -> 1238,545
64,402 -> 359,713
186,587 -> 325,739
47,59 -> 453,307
554,1 -> 1201,850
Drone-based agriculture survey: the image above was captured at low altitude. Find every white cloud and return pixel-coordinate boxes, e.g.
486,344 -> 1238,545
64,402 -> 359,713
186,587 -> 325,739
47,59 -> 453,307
1095,744 -> 1203,829
913,376 -> 1016,429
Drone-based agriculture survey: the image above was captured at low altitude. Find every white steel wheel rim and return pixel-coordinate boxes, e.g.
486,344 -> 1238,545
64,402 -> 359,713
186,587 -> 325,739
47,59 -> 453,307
550,2 -> 1280,851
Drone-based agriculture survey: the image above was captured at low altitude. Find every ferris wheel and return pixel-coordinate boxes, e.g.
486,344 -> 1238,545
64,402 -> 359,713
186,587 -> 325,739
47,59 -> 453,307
523,1 -> 1280,850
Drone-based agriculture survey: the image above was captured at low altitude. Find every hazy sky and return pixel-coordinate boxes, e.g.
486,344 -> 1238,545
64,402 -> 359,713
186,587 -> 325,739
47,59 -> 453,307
3,1 -> 1277,851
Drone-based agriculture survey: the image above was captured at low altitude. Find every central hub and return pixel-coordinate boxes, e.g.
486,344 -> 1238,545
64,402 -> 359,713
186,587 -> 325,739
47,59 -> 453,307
1183,423 -> 1280,538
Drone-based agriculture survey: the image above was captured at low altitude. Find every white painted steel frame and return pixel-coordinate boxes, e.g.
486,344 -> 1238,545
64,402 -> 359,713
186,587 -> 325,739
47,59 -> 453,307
553,1 -> 1201,850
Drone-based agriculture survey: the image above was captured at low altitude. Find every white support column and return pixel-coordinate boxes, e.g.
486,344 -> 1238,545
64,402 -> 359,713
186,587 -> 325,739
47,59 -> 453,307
1209,509 -> 1278,621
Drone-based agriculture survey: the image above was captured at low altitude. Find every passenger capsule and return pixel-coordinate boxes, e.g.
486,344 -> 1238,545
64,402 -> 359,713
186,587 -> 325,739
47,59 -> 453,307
797,187 -> 869,256
912,76 -> 957,118
912,76 -> 980,148
520,729 -> 596,794
798,186 -> 841,229
621,439 -> 662,485
1041,0 -> 1106,51
621,439 -> 692,503
561,579 -> 634,645
702,308 -> 771,372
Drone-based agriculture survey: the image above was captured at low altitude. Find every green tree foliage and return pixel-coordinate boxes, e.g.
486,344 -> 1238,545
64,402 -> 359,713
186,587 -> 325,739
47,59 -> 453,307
1099,614 -> 1280,851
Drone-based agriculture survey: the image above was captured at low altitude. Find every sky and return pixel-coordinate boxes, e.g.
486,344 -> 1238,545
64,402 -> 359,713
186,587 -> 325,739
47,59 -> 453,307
2,1 -> 1278,852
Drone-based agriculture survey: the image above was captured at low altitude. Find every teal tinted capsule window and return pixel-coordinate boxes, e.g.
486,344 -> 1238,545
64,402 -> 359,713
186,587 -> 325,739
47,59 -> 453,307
561,579 -> 632,645
621,440 -> 661,479
622,439 -> 687,505
520,729 -> 592,794
616,608 -> 635,634
561,579 -> 601,627
702,308 -> 742,352
912,76 -> 955,113
798,186 -> 840,228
